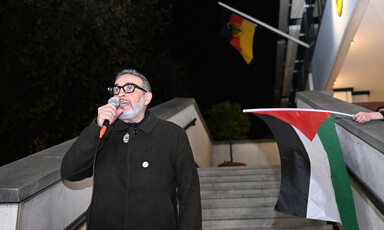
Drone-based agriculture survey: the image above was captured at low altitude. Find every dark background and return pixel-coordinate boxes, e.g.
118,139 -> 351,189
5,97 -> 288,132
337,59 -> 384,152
167,0 -> 280,141
169,0 -> 279,111
0,0 -> 280,166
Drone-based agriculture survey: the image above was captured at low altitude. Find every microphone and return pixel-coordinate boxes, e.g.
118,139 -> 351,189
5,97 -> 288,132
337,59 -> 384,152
99,97 -> 120,138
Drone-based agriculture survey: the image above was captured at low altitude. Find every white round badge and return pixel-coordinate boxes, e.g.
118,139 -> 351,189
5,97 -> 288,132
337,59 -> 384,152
142,161 -> 149,168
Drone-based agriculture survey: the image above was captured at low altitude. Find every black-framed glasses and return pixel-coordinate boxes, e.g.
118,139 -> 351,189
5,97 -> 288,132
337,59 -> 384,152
108,83 -> 148,95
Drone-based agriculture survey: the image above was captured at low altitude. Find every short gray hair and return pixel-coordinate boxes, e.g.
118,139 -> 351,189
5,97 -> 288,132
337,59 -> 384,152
115,69 -> 152,92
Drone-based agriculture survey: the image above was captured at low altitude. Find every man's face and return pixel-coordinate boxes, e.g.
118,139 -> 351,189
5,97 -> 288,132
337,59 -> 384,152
114,74 -> 152,123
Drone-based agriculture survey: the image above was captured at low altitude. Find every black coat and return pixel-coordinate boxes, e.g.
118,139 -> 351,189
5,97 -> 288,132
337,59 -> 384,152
61,112 -> 202,230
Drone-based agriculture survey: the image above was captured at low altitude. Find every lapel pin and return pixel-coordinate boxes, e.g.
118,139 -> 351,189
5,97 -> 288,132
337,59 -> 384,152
123,133 -> 129,144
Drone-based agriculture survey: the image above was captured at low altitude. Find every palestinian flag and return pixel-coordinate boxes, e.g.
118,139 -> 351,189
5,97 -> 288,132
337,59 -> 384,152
220,9 -> 256,64
243,108 -> 359,230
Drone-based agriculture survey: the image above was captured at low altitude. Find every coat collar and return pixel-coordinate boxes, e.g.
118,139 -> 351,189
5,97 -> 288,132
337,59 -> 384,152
112,111 -> 158,134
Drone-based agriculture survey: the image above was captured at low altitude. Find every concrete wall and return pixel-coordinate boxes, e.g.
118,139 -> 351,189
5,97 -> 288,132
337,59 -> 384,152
166,103 -> 213,167
150,98 -> 213,168
0,139 -> 91,230
0,98 -> 213,230
212,140 -> 280,167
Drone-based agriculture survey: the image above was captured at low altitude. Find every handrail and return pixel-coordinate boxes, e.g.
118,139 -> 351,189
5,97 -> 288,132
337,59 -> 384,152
347,167 -> 384,216
182,118 -> 199,167
64,211 -> 87,230
183,118 -> 197,130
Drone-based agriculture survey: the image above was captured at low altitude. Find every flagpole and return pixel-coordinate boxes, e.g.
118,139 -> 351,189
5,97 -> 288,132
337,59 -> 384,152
243,108 -> 354,118
218,2 -> 310,49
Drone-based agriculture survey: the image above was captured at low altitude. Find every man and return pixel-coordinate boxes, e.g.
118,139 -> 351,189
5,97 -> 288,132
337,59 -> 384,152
61,69 -> 202,230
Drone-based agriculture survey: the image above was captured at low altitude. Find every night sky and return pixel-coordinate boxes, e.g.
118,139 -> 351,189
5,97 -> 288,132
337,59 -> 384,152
167,0 -> 280,109
0,1 -> 280,166
167,0 -> 281,137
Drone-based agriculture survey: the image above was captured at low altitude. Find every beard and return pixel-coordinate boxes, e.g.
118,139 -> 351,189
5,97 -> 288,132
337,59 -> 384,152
118,96 -> 145,121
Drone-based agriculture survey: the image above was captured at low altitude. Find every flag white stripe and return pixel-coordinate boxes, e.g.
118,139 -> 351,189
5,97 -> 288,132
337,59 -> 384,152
293,126 -> 341,223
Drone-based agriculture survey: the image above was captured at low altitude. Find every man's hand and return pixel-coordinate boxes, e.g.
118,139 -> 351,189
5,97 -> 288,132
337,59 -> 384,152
352,111 -> 383,124
97,103 -> 123,127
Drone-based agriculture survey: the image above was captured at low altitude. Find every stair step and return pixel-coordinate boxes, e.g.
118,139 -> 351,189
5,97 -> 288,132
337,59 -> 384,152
200,181 -> 280,190
198,166 -> 281,177
203,217 -> 332,229
203,225 -> 334,230
199,174 -> 281,183
202,207 -> 287,219
201,188 -> 280,199
198,166 -> 334,230
201,197 -> 278,209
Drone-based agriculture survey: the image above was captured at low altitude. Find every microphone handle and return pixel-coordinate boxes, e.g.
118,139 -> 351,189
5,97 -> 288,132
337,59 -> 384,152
99,97 -> 119,139
99,120 -> 110,139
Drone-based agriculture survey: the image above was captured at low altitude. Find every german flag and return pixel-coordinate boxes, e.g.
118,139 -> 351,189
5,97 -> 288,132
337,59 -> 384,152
220,10 -> 256,64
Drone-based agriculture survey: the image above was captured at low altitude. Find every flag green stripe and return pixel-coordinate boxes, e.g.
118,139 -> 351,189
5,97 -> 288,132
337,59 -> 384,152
317,114 -> 359,230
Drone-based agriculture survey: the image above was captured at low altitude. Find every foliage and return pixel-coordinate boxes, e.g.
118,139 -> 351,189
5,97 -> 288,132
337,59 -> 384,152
205,101 -> 250,162
0,0 -> 191,166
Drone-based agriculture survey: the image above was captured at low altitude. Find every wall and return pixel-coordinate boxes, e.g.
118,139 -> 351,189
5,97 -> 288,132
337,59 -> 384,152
212,140 -> 279,167
150,98 -> 213,168
166,103 -> 213,167
0,139 -> 91,230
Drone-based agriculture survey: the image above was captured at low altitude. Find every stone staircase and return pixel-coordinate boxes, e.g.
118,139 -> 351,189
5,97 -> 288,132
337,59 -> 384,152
198,165 -> 336,230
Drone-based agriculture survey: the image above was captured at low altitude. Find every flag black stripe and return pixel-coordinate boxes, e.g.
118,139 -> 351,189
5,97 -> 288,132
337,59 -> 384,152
255,114 -> 310,218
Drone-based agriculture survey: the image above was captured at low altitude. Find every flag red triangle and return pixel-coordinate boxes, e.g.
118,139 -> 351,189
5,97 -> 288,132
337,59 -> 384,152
250,110 -> 330,141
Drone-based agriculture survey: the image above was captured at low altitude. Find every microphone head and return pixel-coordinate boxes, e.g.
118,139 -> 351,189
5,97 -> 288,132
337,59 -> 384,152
108,97 -> 120,108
